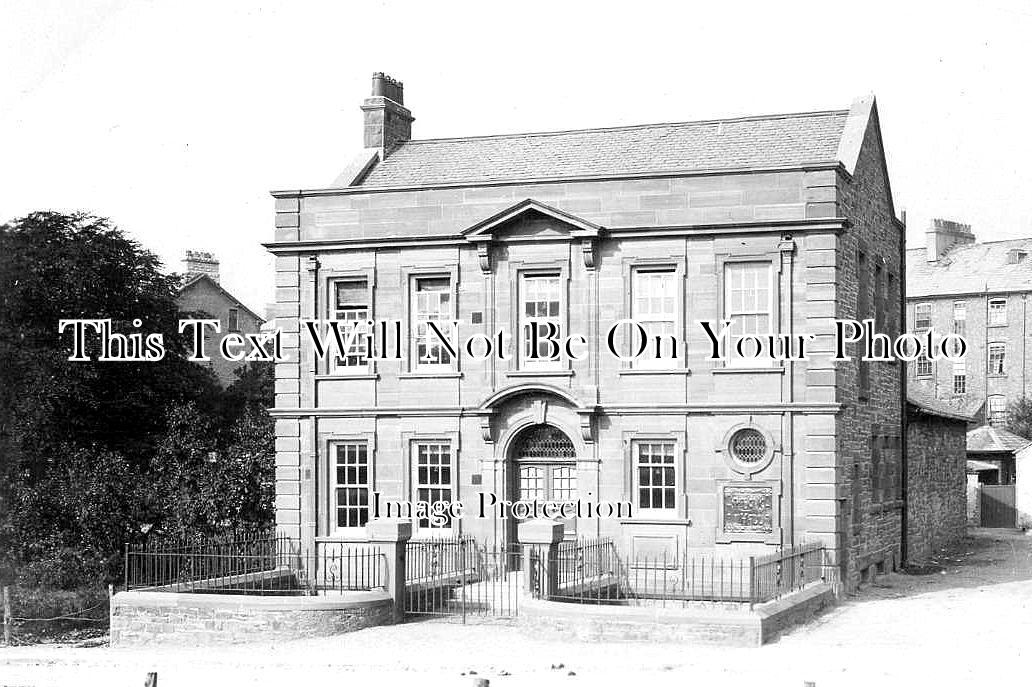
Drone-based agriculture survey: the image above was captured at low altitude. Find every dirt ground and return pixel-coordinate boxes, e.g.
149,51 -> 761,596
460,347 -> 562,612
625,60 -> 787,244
1,528 -> 1029,687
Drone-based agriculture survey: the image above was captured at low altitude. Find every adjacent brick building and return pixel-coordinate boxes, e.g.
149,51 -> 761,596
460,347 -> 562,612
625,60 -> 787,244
267,74 -> 906,589
175,251 -> 264,386
906,223 -> 1032,425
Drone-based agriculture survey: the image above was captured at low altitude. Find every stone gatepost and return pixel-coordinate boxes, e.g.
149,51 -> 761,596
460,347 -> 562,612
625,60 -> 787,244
366,519 -> 412,621
518,518 -> 565,599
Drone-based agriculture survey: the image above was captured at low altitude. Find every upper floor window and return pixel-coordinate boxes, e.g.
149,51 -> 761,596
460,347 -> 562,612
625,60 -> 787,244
988,395 -> 1007,427
914,303 -> 932,331
989,298 -> 1007,327
332,279 -> 369,372
953,302 -> 967,356
871,435 -> 900,505
856,252 -> 870,396
989,343 -> 1006,375
520,273 -> 562,369
953,361 -> 967,395
632,268 -> 677,368
724,262 -> 772,366
915,351 -> 933,378
886,274 -> 897,334
333,442 -> 370,531
412,277 -> 452,370
857,251 -> 870,318
874,263 -> 885,332
227,308 -> 240,333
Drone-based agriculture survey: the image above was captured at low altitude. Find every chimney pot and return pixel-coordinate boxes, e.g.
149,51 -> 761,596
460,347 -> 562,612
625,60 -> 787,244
362,72 -> 413,154
183,250 -> 220,283
371,72 -> 385,96
926,218 -> 975,261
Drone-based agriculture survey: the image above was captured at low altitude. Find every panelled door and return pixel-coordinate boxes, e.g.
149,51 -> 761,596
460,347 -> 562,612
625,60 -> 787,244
511,425 -> 578,541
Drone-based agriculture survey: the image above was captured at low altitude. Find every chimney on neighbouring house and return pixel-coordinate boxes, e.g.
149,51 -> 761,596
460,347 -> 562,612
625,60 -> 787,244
926,218 -> 975,261
183,250 -> 220,283
362,72 -> 413,156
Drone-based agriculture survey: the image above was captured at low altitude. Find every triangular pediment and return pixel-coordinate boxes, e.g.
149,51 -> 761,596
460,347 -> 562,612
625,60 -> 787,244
461,199 -> 602,242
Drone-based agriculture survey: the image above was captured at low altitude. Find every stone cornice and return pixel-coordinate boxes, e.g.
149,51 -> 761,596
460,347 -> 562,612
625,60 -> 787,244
263,218 -> 849,255
268,401 -> 842,418
269,161 -> 849,199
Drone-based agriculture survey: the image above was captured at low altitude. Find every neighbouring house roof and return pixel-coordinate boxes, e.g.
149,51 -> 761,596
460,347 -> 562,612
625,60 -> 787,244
906,237 -> 1032,298
176,273 -> 265,325
966,424 -> 1032,454
353,109 -> 852,188
906,389 -> 974,423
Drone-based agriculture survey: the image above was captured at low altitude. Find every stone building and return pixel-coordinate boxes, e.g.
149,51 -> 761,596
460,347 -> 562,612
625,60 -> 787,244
906,222 -> 1032,425
267,74 -> 905,589
966,423 -> 1029,528
904,391 -> 970,563
176,251 -> 264,386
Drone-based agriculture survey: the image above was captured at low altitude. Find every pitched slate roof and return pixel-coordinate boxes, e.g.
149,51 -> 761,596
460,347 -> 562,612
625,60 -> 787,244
355,110 -> 850,188
177,273 -> 265,325
966,424 -> 1032,454
906,389 -> 974,422
907,238 -> 1032,298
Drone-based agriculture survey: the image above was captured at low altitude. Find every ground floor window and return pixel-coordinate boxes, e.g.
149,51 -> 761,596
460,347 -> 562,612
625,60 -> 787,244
334,442 -> 369,530
415,442 -> 453,530
636,441 -> 676,514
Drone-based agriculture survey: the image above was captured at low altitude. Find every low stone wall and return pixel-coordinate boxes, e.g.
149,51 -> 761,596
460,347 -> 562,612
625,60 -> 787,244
755,583 -> 835,644
519,583 -> 834,647
110,590 -> 393,646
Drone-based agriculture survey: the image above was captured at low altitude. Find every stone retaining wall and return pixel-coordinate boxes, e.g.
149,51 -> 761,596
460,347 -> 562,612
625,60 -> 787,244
110,590 -> 393,646
519,583 -> 834,647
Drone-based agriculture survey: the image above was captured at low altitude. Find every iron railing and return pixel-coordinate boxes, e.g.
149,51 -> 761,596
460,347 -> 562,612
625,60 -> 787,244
556,537 -> 620,593
405,539 -> 521,619
538,539 -> 832,607
751,541 -> 827,603
125,534 -> 387,595
404,535 -> 478,584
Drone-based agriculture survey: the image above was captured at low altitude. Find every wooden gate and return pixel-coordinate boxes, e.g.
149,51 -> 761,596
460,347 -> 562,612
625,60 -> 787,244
981,485 -> 1016,528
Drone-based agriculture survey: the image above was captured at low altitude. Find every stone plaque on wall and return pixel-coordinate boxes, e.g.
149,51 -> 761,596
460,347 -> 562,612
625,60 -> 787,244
721,485 -> 774,534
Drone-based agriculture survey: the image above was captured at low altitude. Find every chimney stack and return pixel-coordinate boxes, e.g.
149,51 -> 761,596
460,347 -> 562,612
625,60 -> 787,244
926,218 -> 975,262
362,72 -> 413,156
183,250 -> 220,283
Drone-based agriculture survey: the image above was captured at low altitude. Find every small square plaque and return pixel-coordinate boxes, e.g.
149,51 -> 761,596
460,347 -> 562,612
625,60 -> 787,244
722,485 -> 774,534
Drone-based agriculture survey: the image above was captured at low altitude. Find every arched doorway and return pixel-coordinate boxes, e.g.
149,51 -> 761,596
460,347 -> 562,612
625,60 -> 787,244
508,424 -> 578,544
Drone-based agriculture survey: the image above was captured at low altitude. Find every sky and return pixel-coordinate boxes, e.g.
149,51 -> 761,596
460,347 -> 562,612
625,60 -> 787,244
2,0 -> 1031,315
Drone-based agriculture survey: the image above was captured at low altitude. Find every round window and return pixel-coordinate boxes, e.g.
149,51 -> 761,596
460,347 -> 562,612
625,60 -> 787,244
730,428 -> 767,465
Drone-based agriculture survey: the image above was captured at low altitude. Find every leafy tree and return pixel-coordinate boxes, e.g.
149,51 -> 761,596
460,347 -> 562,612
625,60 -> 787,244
220,360 -> 275,428
216,405 -> 275,529
1005,397 -> 1032,440
11,446 -> 140,586
149,403 -> 220,538
0,211 -> 274,591
0,212 -> 222,469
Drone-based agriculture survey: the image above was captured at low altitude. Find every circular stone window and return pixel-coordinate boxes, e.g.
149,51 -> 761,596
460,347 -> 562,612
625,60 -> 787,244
730,428 -> 766,465
720,425 -> 776,475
